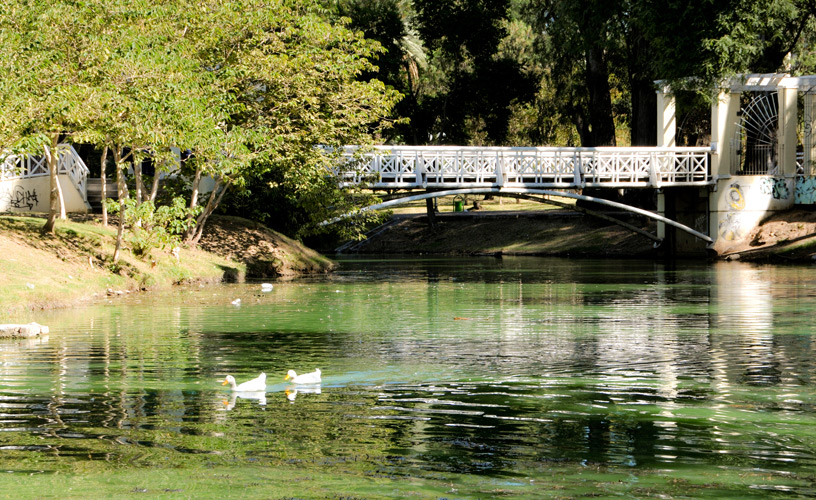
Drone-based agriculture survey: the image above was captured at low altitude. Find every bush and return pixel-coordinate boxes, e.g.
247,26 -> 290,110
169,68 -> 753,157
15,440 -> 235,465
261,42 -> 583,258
107,197 -> 200,259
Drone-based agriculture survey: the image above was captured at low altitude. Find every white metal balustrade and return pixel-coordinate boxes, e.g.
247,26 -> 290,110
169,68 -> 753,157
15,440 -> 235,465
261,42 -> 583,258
336,146 -> 713,189
1,144 -> 90,199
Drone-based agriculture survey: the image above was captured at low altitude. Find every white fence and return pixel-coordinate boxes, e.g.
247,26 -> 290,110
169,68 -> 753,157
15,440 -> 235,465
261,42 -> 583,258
336,146 -> 713,189
1,144 -> 89,199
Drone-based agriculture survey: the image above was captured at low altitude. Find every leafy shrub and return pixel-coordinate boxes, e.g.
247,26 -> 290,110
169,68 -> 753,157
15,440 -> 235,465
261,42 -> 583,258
107,197 -> 201,259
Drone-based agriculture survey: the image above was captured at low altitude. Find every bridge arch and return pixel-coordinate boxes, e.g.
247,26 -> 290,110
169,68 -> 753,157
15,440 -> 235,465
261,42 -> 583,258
322,187 -> 713,244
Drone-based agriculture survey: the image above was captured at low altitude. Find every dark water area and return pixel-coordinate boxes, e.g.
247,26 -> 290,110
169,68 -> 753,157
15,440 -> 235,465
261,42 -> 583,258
2,257 -> 816,498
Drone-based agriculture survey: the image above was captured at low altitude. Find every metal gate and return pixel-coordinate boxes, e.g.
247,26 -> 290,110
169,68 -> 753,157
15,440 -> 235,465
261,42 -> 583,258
732,91 -> 779,175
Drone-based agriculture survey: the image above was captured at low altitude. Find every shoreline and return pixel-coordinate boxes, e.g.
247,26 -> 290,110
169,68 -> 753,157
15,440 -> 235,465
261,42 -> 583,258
339,208 -> 816,263
4,206 -> 815,320
0,214 -> 334,321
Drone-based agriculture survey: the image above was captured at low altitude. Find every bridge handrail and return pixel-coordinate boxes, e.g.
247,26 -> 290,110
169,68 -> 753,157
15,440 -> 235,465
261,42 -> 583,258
336,145 -> 713,189
1,144 -> 90,198
342,145 -> 715,152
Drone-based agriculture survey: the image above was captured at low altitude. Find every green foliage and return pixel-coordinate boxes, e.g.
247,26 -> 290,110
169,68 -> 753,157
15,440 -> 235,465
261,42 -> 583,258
107,197 -> 200,258
409,0 -> 536,145
1,0 -> 401,245
7,0 -> 816,239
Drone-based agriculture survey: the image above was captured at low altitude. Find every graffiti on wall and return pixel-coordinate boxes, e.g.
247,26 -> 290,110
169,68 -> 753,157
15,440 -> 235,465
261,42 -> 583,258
718,212 -> 747,241
796,176 -> 816,205
0,186 -> 40,210
727,182 -> 746,210
694,214 -> 708,234
759,177 -> 790,200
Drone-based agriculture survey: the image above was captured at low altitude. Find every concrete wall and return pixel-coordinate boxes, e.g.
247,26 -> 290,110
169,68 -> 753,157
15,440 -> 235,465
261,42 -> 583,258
0,175 -> 90,214
710,175 -> 794,252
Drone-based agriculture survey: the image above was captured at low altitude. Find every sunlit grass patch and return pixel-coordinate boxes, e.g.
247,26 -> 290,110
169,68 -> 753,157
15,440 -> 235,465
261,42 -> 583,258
0,215 -> 243,321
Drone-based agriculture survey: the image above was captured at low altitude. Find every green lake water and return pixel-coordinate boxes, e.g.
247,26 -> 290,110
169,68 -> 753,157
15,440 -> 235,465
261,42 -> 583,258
2,256 -> 816,499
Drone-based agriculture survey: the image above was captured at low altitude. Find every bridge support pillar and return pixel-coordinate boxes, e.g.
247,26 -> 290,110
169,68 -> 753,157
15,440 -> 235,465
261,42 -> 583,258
657,187 -> 710,256
707,79 -> 797,254
425,196 -> 437,229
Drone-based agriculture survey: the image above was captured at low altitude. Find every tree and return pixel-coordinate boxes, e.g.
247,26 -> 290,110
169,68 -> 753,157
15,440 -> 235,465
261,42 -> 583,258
333,0 -> 428,144
521,0 -> 622,147
190,0 -> 401,241
0,0 -> 100,233
3,0 -> 400,251
405,0 -> 535,145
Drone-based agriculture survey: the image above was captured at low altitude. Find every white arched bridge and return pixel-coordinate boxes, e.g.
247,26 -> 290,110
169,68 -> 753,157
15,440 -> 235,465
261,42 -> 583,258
327,145 -> 716,245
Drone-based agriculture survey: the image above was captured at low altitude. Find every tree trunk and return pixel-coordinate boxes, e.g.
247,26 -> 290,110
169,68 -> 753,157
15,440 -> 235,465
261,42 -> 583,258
40,136 -> 61,235
627,26 -> 657,146
189,165 -> 201,210
148,165 -> 160,202
585,45 -> 616,147
56,157 -> 67,221
100,146 -> 109,227
188,178 -> 230,246
183,165 -> 203,241
112,147 -> 129,264
630,78 -> 657,146
134,158 -> 144,204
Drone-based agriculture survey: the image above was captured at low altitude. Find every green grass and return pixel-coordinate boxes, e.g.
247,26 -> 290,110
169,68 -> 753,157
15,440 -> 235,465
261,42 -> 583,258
0,215 -> 243,321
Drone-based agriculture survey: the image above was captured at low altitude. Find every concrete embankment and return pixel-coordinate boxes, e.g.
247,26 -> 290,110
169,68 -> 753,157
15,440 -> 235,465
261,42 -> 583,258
343,210 -> 658,257
341,209 -> 816,262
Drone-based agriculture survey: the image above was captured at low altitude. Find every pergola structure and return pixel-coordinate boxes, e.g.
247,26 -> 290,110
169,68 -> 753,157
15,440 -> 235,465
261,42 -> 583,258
655,73 -> 816,253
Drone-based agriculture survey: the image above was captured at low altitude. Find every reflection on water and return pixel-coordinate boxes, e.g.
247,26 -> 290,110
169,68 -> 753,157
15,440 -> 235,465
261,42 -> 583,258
2,257 -> 816,497
285,385 -> 321,402
224,391 -> 267,410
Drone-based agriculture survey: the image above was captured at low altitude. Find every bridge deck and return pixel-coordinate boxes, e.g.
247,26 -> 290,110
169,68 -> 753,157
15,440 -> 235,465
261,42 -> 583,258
337,146 -> 713,189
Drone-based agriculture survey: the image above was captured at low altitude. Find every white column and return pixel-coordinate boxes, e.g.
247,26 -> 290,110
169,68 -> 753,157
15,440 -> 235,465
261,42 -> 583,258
710,88 -> 739,178
805,94 -> 816,176
709,87 -> 740,252
778,84 -> 798,177
655,83 -> 675,241
656,87 -> 676,147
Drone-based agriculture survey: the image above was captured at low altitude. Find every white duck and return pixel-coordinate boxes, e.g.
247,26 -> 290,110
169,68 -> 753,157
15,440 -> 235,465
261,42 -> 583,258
285,368 -> 321,384
222,372 -> 266,392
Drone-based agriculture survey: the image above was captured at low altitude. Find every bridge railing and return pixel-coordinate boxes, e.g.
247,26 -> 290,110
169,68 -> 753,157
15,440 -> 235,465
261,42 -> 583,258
1,144 -> 90,198
336,146 -> 713,189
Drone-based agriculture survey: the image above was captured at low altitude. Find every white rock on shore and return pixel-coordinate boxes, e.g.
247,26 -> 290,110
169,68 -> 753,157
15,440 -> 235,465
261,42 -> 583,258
0,322 -> 50,338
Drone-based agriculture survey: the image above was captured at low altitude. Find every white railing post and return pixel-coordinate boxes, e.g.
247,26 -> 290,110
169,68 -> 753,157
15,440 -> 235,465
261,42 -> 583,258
573,150 -> 583,187
649,151 -> 659,187
415,150 -> 423,187
496,150 -> 503,186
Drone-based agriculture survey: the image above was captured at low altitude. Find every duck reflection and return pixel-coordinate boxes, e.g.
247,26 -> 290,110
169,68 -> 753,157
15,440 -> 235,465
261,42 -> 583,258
223,390 -> 267,410
285,384 -> 322,402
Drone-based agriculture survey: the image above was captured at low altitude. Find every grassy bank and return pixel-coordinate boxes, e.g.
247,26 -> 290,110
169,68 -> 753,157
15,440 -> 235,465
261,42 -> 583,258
0,214 -> 335,322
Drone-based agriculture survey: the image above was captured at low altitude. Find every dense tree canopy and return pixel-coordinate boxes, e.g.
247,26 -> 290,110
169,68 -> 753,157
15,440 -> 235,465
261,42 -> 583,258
329,0 -> 816,149
5,0 -> 816,243
0,0 -> 399,244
